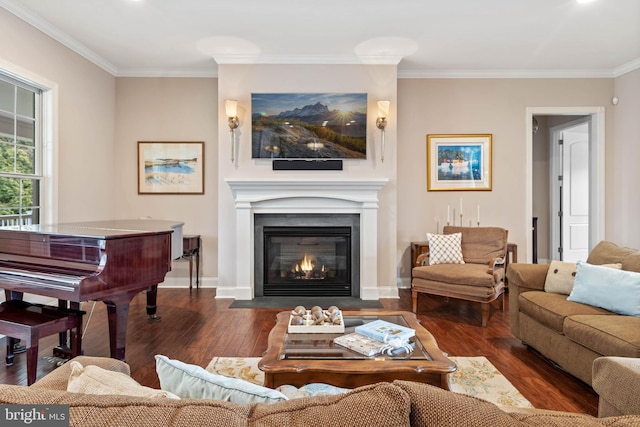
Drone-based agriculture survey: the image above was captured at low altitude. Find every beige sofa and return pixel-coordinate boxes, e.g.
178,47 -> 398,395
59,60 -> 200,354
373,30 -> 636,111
507,241 -> 640,385
0,355 -> 638,426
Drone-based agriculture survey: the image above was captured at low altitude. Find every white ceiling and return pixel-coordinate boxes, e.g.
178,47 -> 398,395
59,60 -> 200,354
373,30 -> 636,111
2,0 -> 639,78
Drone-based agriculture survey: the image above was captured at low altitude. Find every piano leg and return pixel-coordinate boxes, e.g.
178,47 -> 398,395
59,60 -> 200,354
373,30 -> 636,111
103,288 -> 161,361
146,285 -> 161,322
54,300 -> 82,360
104,298 -> 131,361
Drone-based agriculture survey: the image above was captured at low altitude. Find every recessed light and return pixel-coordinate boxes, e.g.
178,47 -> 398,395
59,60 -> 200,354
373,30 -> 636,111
576,0 -> 596,4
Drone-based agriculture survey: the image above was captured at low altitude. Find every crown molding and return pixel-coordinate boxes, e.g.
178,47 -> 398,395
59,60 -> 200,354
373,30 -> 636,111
613,58 -> 640,78
0,0 -> 119,75
397,68 -> 617,79
116,68 -> 218,78
212,53 -> 402,65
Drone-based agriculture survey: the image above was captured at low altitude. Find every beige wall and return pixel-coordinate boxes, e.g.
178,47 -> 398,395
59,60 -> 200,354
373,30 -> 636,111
397,78 -> 614,283
0,8 -> 116,223
3,7 -> 639,293
610,68 -> 640,248
216,64 -> 399,297
114,77 -> 218,284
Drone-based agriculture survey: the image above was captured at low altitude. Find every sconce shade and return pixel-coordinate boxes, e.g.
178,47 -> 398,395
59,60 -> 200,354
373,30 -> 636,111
377,100 -> 390,118
225,99 -> 238,117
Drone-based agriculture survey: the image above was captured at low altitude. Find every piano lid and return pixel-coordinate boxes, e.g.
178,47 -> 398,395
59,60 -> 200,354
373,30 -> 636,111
0,219 -> 184,259
1,219 -> 182,237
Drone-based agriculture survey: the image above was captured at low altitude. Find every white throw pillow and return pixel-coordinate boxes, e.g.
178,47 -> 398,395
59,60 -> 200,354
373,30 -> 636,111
426,232 -> 464,265
545,261 -> 622,295
567,261 -> 640,316
155,355 -> 288,404
67,361 -> 179,399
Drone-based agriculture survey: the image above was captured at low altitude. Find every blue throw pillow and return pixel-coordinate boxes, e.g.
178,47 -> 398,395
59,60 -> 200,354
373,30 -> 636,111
567,261 -> 640,316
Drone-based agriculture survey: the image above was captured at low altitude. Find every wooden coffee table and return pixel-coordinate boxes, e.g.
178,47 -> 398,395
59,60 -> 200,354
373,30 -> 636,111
259,310 -> 456,390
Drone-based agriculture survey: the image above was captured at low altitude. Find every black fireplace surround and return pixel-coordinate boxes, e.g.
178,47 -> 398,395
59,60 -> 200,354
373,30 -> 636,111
254,214 -> 360,297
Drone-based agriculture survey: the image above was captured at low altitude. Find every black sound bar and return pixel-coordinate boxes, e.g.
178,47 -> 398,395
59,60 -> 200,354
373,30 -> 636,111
272,159 -> 343,171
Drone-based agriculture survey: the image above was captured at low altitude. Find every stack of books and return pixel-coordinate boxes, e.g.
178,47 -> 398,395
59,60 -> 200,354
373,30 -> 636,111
333,320 -> 416,357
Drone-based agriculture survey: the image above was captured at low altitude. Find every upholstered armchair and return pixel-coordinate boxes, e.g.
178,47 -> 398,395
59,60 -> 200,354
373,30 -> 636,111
411,226 -> 508,327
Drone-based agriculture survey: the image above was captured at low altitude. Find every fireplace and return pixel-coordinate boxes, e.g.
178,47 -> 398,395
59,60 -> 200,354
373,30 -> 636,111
224,178 -> 388,300
255,214 -> 360,297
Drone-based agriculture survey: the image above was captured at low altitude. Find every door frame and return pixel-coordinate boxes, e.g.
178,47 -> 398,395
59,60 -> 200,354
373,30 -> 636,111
525,107 -> 605,263
549,116 -> 591,261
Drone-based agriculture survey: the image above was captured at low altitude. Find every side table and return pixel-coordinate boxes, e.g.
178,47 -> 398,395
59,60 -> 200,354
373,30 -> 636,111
182,235 -> 201,289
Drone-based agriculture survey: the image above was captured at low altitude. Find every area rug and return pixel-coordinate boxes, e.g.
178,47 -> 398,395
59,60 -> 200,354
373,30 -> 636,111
228,297 -> 383,309
206,355 -> 533,409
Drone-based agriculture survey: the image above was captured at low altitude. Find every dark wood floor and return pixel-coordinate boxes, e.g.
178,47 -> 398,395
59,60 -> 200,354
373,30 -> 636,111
0,288 -> 598,416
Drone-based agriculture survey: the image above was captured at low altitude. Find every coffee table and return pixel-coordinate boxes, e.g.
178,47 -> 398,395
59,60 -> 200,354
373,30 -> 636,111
258,310 -> 456,390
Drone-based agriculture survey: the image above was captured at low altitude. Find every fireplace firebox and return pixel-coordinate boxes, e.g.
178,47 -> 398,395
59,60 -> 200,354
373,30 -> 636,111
254,214 -> 360,297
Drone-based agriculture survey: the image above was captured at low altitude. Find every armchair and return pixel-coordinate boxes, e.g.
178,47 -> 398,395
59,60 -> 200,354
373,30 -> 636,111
411,226 -> 508,327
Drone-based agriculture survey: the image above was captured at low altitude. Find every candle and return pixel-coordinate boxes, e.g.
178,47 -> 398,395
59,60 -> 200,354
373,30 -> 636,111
447,205 -> 450,223
459,198 -> 463,215
477,204 -> 480,224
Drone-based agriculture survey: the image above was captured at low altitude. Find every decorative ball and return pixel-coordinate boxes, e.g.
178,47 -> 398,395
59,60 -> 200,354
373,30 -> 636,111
290,316 -> 304,326
327,306 -> 340,314
292,306 -> 306,315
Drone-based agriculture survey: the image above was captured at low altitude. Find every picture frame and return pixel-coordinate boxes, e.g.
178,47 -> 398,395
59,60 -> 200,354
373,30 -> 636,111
251,93 -> 367,159
427,134 -> 492,191
138,141 -> 204,194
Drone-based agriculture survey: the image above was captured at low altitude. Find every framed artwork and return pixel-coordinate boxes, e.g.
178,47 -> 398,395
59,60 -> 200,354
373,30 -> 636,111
138,141 -> 204,194
251,93 -> 367,159
427,134 -> 492,191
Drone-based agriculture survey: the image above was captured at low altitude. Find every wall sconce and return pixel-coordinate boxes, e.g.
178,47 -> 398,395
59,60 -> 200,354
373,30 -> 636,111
376,100 -> 390,163
225,99 -> 239,163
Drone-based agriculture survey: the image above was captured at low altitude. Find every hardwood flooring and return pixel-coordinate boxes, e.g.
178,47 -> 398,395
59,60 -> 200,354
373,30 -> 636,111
0,287 -> 598,416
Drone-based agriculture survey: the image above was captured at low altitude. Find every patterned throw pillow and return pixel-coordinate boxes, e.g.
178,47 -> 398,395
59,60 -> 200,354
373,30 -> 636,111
426,232 -> 465,265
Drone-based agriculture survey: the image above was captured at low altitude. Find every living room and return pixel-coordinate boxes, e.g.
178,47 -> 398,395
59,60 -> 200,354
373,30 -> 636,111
0,1 -> 639,424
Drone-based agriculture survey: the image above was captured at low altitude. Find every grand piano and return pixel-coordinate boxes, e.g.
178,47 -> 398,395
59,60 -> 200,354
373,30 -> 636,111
0,219 -> 183,361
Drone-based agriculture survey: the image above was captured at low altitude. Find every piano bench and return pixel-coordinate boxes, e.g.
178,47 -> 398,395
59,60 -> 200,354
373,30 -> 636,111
0,300 -> 85,385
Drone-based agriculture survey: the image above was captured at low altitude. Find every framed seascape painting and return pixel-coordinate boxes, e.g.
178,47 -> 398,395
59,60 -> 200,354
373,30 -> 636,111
426,134 -> 492,191
138,141 -> 204,194
251,93 -> 367,159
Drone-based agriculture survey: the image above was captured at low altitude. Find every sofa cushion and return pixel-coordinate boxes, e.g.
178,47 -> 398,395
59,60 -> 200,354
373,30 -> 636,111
518,291 -> 612,333
427,232 -> 465,265
31,355 -> 131,391
0,385 -> 252,426
544,261 -> 578,295
393,380 -> 523,426
413,263 -> 501,288
444,226 -> 507,265
67,361 -> 179,399
155,355 -> 288,404
564,315 -> 640,357
568,261 -> 640,316
587,240 -> 640,273
248,382 -> 411,426
545,261 -> 622,295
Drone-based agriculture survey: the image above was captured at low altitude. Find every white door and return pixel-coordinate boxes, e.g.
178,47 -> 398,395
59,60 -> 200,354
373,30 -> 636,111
551,119 -> 590,262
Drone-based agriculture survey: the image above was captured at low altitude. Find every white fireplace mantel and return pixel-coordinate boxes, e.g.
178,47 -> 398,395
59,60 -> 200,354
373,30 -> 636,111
225,178 -> 389,300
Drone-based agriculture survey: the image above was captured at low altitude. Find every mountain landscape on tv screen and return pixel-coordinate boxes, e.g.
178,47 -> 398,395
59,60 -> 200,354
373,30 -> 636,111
252,93 -> 367,159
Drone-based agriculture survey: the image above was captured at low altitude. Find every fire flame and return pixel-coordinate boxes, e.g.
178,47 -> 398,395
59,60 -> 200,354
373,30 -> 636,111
300,254 -> 314,272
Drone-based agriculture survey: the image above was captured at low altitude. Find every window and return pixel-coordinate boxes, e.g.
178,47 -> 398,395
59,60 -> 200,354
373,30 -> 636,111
0,74 -> 42,226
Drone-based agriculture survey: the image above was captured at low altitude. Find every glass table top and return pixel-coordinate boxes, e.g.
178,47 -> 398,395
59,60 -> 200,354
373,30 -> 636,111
280,314 -> 432,361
